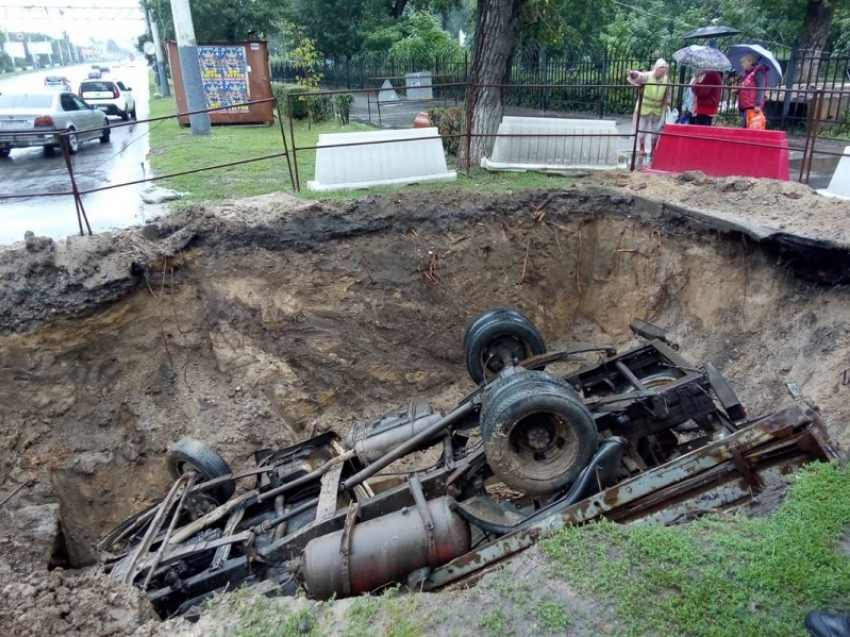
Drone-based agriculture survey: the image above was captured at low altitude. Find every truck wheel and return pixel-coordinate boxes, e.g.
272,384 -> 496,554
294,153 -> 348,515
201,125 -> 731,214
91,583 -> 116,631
481,370 -> 597,495
464,309 -> 546,384
166,437 -> 235,503
0,147 -> 10,158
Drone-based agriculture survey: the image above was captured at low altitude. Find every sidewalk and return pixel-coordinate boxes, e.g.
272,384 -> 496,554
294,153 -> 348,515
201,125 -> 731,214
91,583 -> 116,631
347,91 -> 842,186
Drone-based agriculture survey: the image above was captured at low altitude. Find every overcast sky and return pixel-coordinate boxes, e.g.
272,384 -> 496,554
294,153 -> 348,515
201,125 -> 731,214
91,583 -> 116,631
1,0 -> 147,48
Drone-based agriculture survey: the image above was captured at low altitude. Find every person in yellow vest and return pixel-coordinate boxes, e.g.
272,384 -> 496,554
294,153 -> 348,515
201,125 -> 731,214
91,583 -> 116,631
627,59 -> 672,157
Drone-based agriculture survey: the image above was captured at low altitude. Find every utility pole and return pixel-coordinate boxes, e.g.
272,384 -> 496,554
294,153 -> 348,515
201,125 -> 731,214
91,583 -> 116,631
148,9 -> 170,97
56,37 -> 65,66
170,0 -> 210,134
2,26 -> 17,71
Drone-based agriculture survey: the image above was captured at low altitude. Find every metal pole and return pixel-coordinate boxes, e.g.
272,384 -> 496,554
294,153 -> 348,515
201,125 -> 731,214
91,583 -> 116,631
2,26 -> 17,71
287,95 -> 300,191
275,99 -> 296,191
781,42 -> 798,130
629,84 -> 645,172
170,0 -> 210,134
149,9 -> 171,98
805,89 -> 824,184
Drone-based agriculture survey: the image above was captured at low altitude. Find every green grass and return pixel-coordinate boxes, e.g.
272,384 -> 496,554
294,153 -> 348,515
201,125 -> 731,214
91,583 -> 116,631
540,461 -> 850,637
145,83 -> 579,207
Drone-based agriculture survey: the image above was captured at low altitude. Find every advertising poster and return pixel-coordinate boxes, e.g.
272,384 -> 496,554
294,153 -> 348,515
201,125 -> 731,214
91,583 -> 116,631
198,45 -> 250,113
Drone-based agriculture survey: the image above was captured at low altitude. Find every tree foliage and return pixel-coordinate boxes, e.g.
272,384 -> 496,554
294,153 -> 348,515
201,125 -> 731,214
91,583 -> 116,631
142,0 -> 286,43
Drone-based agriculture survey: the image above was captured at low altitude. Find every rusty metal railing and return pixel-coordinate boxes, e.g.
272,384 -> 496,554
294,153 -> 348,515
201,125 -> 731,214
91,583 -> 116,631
0,97 -> 296,237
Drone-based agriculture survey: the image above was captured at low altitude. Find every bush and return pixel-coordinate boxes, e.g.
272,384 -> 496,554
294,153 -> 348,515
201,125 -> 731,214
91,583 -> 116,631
271,82 -> 332,123
427,107 -> 464,156
333,93 -> 354,125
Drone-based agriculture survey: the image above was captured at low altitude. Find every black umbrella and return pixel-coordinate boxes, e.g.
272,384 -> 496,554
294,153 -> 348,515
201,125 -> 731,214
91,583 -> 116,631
682,25 -> 741,41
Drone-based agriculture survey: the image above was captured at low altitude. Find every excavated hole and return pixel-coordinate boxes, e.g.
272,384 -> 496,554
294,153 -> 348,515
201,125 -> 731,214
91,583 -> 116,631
2,189 -> 850,579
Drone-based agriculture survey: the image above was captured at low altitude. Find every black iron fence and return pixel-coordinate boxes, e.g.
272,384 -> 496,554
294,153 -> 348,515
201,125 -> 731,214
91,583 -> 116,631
270,43 -> 850,132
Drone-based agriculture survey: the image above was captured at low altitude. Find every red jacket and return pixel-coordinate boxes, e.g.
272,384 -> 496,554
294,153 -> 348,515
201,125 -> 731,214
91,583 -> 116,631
738,66 -> 767,109
692,70 -> 722,116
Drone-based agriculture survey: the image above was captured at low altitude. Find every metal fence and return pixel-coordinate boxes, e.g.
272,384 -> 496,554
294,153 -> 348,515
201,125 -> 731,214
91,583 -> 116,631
270,43 -> 850,132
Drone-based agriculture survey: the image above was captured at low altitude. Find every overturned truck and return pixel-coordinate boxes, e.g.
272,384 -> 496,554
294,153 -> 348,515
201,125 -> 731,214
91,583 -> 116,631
97,309 -> 836,617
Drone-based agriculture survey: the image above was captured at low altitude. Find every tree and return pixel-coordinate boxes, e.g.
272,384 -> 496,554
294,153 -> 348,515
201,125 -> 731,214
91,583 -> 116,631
457,0 -> 522,170
141,0 -> 286,43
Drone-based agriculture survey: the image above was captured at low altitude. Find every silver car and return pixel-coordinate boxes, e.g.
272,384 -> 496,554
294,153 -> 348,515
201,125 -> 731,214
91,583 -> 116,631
0,91 -> 110,158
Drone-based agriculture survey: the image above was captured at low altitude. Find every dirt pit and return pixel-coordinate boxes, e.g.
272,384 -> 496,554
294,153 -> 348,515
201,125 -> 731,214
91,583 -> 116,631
2,172 -> 850,636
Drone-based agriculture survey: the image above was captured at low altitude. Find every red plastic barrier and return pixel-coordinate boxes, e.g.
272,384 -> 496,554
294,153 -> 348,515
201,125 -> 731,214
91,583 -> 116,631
647,124 -> 790,181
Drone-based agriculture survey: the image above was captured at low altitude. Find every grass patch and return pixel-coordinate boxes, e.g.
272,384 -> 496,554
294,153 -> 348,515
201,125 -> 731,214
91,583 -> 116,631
145,85 -> 578,207
540,461 -> 850,637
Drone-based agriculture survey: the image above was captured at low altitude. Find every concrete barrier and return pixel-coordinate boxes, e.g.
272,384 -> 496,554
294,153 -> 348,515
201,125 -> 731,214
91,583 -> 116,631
481,116 -> 619,172
648,124 -> 790,180
307,127 -> 456,192
819,145 -> 850,200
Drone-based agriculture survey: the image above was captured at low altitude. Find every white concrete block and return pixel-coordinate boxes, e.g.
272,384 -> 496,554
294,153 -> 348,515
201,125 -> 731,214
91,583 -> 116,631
820,145 -> 850,200
481,116 -> 619,172
405,71 -> 433,100
307,127 -> 456,192
378,80 -> 400,102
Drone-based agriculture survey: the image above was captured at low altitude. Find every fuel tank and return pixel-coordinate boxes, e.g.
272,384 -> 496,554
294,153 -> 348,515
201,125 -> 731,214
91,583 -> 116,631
302,496 -> 470,599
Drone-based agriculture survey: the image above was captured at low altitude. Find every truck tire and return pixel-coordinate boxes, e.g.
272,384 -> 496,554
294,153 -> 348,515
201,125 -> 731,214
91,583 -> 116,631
464,309 -> 546,384
481,369 -> 597,495
166,437 -> 235,503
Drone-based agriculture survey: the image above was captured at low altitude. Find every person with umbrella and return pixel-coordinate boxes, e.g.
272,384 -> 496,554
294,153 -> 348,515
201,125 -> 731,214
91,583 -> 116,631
736,53 -> 769,127
690,69 -> 724,125
627,58 -> 671,157
727,44 -> 784,128
673,45 -> 732,126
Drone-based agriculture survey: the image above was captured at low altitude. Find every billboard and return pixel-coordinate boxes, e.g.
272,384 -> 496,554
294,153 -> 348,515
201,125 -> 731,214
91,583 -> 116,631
29,41 -> 53,55
3,42 -> 26,58
198,45 -> 250,113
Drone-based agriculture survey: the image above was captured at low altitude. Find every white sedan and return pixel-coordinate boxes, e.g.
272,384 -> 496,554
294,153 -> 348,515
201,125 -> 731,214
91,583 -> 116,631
0,91 -> 110,157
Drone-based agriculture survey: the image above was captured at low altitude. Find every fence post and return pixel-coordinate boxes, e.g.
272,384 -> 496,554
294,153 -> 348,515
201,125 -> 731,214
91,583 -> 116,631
781,42 -> 798,130
542,48 -> 548,113
599,47 -> 608,118
629,84 -> 645,172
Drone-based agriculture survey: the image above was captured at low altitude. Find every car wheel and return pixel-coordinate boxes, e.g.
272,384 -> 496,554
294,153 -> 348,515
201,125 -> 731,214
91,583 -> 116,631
481,369 -> 598,495
120,110 -> 130,122
100,120 -> 111,143
166,437 -> 235,503
130,106 -> 137,120
463,309 -> 546,384
0,147 -> 10,158
66,130 -> 79,154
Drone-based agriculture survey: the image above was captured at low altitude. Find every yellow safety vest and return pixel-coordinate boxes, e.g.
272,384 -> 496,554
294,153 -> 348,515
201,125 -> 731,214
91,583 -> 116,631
640,76 -> 669,116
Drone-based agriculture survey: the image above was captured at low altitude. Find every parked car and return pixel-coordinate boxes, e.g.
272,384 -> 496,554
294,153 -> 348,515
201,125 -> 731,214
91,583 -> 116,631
78,80 -> 135,121
99,65 -> 111,74
98,309 -> 834,618
0,91 -> 110,157
87,70 -> 102,79
43,76 -> 71,91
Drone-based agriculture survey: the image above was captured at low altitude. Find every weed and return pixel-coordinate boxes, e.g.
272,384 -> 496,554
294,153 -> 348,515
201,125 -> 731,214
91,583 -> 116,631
535,599 -> 573,631
344,597 -> 379,637
479,607 -> 513,637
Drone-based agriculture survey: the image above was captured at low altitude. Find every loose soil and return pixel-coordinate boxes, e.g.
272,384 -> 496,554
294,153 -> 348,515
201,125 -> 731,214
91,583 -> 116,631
2,170 -> 850,636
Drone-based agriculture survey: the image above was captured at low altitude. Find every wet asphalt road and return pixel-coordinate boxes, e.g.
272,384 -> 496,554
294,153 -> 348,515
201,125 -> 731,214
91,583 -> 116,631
0,64 -> 155,246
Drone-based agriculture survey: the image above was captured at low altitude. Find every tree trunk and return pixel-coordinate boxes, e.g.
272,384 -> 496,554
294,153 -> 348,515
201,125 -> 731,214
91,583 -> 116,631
797,0 -> 834,84
457,0 -> 522,171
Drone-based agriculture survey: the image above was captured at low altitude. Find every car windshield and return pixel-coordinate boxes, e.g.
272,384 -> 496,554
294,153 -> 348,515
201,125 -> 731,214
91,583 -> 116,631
81,82 -> 113,92
0,94 -> 54,109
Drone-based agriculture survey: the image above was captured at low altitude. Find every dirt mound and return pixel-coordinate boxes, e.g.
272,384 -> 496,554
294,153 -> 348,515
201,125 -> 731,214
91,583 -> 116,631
2,174 -> 850,636
0,569 -> 157,637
